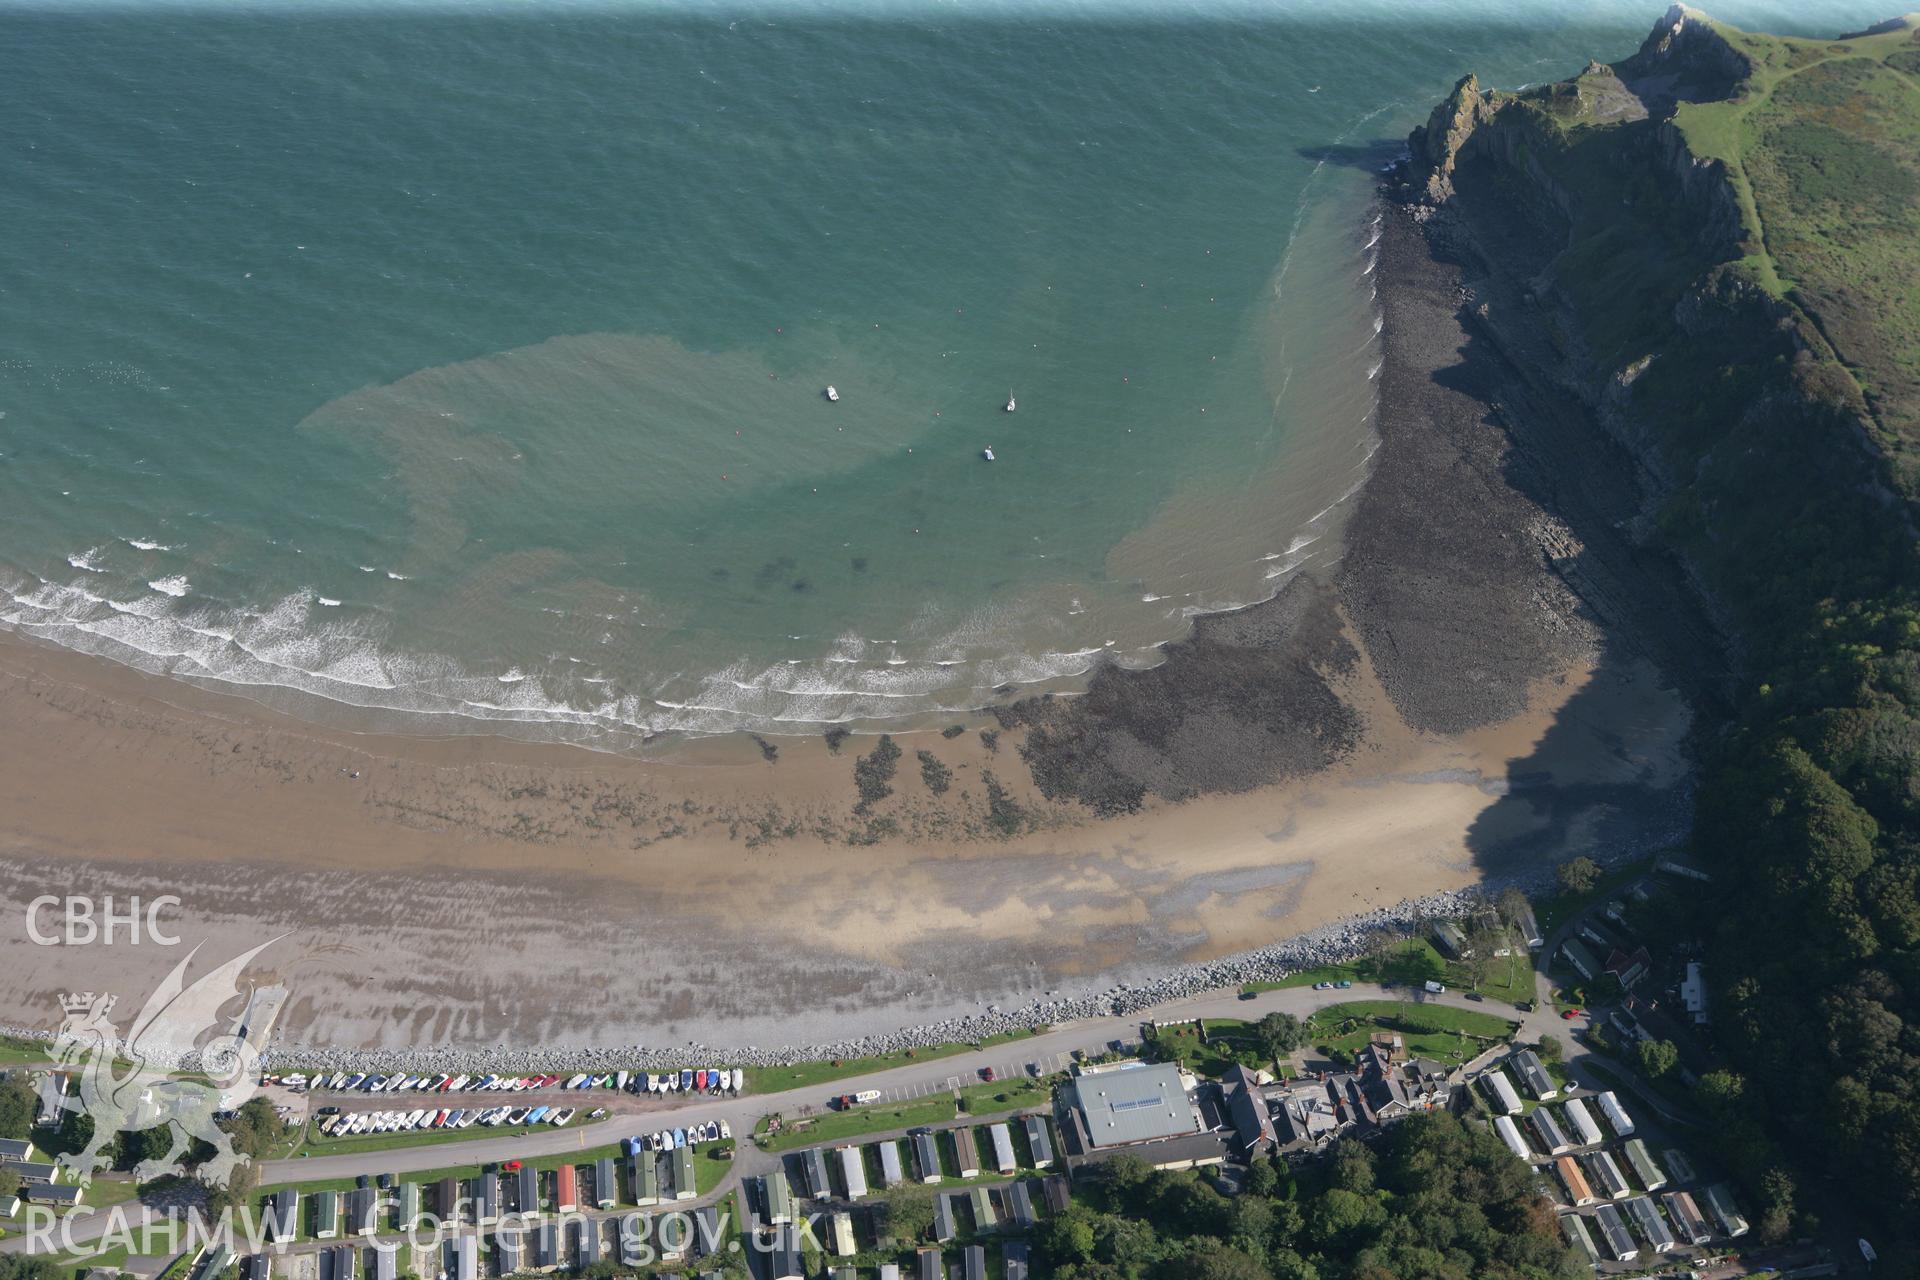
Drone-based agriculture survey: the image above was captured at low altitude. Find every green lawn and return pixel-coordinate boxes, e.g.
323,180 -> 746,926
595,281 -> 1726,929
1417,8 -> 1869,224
743,1028 -> 1044,1096
1308,1001 -> 1518,1066
754,1079 -> 1051,1153
296,1116 -> 571,1158
1146,1019 -> 1281,1079
1244,935 -> 1536,1008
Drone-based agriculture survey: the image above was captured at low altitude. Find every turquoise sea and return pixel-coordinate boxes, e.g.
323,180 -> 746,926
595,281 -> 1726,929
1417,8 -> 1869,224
0,0 -> 1885,748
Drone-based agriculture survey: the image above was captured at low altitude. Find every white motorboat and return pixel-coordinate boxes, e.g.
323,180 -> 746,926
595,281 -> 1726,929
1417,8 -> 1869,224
1005,393 -> 1016,412
825,385 -> 839,402
982,446 -> 996,461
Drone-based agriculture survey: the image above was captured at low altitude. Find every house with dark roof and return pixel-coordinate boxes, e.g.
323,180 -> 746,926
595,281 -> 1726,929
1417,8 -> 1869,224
1222,1065 -> 1274,1156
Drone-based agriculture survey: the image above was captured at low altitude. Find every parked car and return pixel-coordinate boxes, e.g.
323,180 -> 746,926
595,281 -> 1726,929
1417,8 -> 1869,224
980,1067 -> 996,1082
1334,980 -> 1353,989
1465,991 -> 1485,1002
1312,981 -> 1332,991
1423,980 -> 1446,994
1562,1008 -> 1583,1020
1515,1000 -> 1534,1012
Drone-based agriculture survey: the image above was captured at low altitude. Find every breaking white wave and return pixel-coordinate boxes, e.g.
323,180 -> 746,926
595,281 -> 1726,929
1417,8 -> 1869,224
317,596 -> 342,607
148,575 -> 190,598
67,547 -> 106,574
123,537 -> 174,552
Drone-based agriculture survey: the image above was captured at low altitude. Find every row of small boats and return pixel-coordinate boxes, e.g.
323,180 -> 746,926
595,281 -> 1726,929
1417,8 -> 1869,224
280,1067 -> 744,1096
318,1103 -> 587,1137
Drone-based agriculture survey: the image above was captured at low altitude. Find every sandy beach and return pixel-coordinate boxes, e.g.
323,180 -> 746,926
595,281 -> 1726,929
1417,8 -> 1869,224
0,202 -> 1707,1057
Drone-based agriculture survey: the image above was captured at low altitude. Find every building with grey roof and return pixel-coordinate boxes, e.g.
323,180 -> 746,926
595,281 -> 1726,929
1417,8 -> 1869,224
672,1145 -> 696,1200
803,1147 -> 833,1198
1480,1069 -> 1523,1116
1510,1049 -> 1556,1100
1008,1179 -> 1037,1228
1625,1195 -> 1677,1252
494,1228 -> 525,1274
535,1221 -> 559,1269
917,1248 -> 944,1280
1005,1240 -> 1031,1280
1023,1114 -> 1055,1168
269,1189 -> 299,1242
1562,1098 -> 1603,1147
372,1242 -> 397,1280
473,1171 -> 499,1226
1492,1114 -> 1531,1161
951,1127 -> 981,1179
763,1169 -> 794,1225
912,1130 -> 943,1183
596,1156 -> 617,1209
933,1192 -> 957,1242
1584,1150 -> 1630,1199
1065,1063 -> 1201,1151
838,1145 -> 869,1199
987,1122 -> 1017,1174
1529,1106 -> 1572,1156
963,1244 -> 986,1280
877,1138 -> 905,1185
1593,1203 -> 1638,1261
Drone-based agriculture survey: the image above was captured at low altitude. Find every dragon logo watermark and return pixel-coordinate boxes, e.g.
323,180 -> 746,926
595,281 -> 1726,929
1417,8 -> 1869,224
46,937 -> 285,1189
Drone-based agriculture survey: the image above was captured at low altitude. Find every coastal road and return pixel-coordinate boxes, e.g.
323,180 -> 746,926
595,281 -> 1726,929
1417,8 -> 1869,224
11,978 -> 1561,1256
260,979 -> 1541,1185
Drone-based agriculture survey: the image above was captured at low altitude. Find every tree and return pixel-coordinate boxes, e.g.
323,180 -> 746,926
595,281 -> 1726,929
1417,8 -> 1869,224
0,1076 -> 36,1140
1036,1209 -> 1097,1266
1496,885 -> 1532,929
224,1097 -> 288,1160
0,1168 -> 20,1205
1635,1038 -> 1679,1079
1536,1033 -> 1563,1063
1326,1138 -> 1376,1195
201,1157 -> 258,1220
1180,1243 -> 1275,1280
1556,857 -> 1600,895
1256,1012 -> 1307,1062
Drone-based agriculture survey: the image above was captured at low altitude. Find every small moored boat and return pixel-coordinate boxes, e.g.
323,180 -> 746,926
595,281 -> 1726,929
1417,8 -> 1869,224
825,385 -> 839,402
982,446 -> 996,461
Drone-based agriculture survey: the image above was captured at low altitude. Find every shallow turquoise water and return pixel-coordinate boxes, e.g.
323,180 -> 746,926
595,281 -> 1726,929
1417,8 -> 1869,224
0,0 -> 1885,746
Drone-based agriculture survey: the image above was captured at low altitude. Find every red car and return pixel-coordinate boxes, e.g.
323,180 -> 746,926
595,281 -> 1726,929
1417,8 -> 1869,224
979,1067 -> 995,1082
503,1160 -> 522,1171
1562,1008 -> 1583,1020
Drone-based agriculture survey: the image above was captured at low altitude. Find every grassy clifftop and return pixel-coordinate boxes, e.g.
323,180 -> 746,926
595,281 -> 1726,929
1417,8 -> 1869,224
1405,5 -> 1920,1249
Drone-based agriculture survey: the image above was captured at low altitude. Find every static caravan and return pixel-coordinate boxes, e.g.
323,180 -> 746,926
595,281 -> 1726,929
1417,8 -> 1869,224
371,1243 -> 397,1280
764,1169 -> 795,1225
396,1180 -> 421,1231
632,1151 -> 660,1205
516,1165 -> 538,1215
770,1227 -> 804,1280
1480,1070 -> 1524,1117
804,1148 -> 833,1199
1593,1203 -> 1638,1261
951,1128 -> 981,1179
1005,1239 -> 1031,1280
1562,1098 -> 1603,1147
963,1244 -> 987,1280
1561,1213 -> 1599,1265
242,1253 -> 270,1280
1585,1150 -> 1631,1199
437,1177 -> 460,1224
988,1123 -> 1017,1175
473,1171 -> 499,1226
348,1187 -> 378,1236
1043,1176 -> 1071,1214
672,1145 -> 696,1199
313,1190 -> 340,1240
1492,1114 -> 1531,1162
534,1221 -> 558,1270
617,1213 -> 646,1267
1596,1090 -> 1635,1136
1663,1191 -> 1712,1245
494,1227 -> 524,1274
877,1139 -> 905,1186
694,1205 -> 722,1259
933,1192 -> 957,1243
968,1185 -> 996,1231
1008,1179 -> 1038,1228
1623,1138 -> 1666,1190
1555,1155 -> 1597,1207
1702,1182 -> 1749,1238
447,1234 -> 478,1280
1530,1107 -> 1573,1156
1625,1195 -> 1677,1252
1511,1049 -> 1557,1100
881,1267 -> 902,1280
269,1189 -> 299,1242
838,1145 -> 870,1199
1663,1149 -> 1698,1183
913,1131 -> 943,1183
555,1164 -> 578,1214
595,1156 -> 617,1209
321,1247 -> 350,1280
572,1216 -> 601,1267
1023,1114 -> 1055,1168
830,1211 -> 856,1257
917,1247 -> 945,1280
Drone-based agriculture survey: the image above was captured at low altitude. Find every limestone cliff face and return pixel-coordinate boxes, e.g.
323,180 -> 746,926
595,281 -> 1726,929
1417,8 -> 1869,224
1406,74 -> 1500,203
